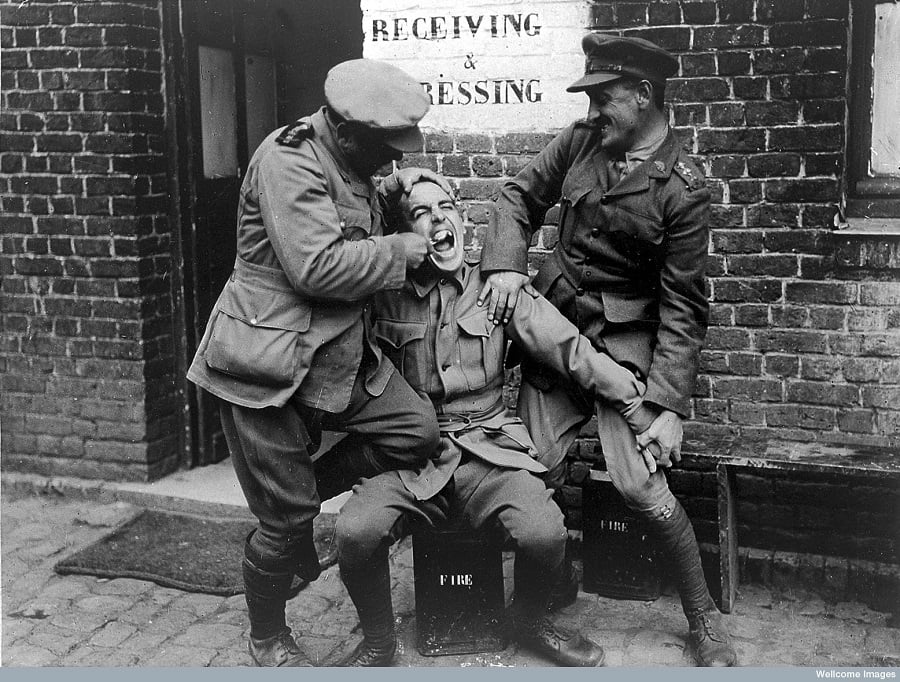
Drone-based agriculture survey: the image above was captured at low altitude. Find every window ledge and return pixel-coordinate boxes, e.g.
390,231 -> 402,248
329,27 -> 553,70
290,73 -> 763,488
837,217 -> 900,236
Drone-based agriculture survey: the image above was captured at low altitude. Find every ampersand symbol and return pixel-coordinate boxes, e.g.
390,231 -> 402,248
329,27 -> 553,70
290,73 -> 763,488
464,54 -> 476,69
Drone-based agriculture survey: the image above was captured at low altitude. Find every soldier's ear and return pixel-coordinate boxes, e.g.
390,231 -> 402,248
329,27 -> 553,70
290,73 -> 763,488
635,80 -> 654,109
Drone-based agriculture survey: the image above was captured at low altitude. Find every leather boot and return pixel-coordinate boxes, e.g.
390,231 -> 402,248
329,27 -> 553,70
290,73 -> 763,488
248,628 -> 312,667
243,557 -> 311,666
510,588 -> 604,667
688,607 -> 737,667
547,554 -> 579,612
338,548 -> 397,667
643,500 -> 737,667
512,612 -> 605,667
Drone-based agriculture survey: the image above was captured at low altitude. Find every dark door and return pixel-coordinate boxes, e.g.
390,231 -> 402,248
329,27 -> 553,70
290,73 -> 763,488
177,0 -> 364,467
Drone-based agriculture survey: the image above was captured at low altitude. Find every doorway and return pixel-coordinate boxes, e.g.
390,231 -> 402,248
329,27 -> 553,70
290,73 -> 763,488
169,0 -> 364,468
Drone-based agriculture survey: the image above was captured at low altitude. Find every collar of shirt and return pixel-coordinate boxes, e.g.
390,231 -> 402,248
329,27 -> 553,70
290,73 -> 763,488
409,263 -> 467,299
310,108 -> 374,195
624,125 -> 670,173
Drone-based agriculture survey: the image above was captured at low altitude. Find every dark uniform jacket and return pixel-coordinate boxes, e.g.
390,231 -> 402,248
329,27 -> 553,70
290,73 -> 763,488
482,125 -> 710,418
373,258 -> 651,500
188,109 -> 410,411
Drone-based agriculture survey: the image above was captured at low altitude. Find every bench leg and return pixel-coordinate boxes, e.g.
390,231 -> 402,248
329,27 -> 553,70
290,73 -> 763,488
716,463 -> 738,614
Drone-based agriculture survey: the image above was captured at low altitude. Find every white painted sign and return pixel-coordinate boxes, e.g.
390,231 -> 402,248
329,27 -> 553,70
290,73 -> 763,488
362,1 -> 591,132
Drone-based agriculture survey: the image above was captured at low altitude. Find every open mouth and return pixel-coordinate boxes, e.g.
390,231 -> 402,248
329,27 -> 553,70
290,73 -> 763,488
431,229 -> 456,255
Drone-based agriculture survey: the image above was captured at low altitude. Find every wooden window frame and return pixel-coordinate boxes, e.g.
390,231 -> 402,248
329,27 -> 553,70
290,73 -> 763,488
842,0 -> 900,233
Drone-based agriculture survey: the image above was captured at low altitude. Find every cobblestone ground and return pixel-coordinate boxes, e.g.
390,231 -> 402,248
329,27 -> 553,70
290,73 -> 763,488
2,489 -> 898,667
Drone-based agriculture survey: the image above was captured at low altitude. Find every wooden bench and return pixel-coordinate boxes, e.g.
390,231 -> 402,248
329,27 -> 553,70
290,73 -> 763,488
679,436 -> 900,614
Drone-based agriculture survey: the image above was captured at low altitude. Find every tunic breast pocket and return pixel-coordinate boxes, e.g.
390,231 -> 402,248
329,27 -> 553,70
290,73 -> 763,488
374,318 -> 428,389
608,206 -> 665,269
557,185 -> 591,251
336,203 -> 372,241
456,311 -> 504,392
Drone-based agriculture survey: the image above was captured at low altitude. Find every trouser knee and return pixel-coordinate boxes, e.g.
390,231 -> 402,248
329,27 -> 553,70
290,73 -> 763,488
617,477 -> 678,518
335,513 -> 390,570
409,418 -> 440,459
245,527 -> 320,581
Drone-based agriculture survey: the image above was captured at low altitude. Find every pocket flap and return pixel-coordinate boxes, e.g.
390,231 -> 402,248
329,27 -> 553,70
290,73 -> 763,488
602,291 -> 659,323
457,311 -> 493,338
561,183 -> 592,206
217,281 -> 311,332
374,319 -> 427,348
335,203 -> 372,233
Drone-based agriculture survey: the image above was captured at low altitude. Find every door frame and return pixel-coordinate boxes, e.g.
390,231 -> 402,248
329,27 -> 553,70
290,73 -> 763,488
163,0 -> 256,469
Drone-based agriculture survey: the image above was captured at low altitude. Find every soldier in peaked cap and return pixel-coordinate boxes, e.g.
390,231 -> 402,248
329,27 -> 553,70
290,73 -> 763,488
187,58 -> 449,667
479,34 -> 737,666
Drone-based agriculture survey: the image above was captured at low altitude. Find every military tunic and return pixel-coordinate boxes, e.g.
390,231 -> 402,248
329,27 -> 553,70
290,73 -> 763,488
337,257 -> 655,601
186,109 -> 439,568
483,124 -> 709,504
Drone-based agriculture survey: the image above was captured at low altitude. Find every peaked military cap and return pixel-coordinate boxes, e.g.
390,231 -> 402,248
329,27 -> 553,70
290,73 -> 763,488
567,33 -> 679,92
325,59 -> 430,152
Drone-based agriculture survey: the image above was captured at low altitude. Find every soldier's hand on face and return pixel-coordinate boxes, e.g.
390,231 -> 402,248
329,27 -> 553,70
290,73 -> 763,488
476,271 -> 530,325
395,232 -> 431,270
635,409 -> 683,473
393,168 -> 454,196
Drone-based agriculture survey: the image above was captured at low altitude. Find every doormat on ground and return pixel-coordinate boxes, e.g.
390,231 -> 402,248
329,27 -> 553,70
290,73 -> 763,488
54,509 -> 338,597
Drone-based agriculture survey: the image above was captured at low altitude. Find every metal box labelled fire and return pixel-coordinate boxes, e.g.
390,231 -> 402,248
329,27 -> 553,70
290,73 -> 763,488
412,526 -> 507,656
582,468 -> 661,600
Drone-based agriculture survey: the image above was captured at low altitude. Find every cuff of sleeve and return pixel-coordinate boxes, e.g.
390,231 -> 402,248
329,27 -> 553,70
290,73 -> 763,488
379,170 -> 402,198
380,234 -> 408,289
643,385 -> 690,420
623,402 -> 659,435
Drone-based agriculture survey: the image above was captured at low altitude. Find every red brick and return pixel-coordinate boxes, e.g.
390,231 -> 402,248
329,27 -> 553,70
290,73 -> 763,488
755,330 -> 828,353
455,134 -> 492,153
712,278 -> 782,302
617,3 -> 648,26
837,410 -> 875,434
806,153 -> 843,177
669,78 -> 730,102
673,103 -> 707,126
495,133 -> 554,154
681,2 -> 717,23
733,304 -> 768,327
771,126 -> 844,153
623,26 -> 691,50
799,356 -> 844,381
766,404 -> 836,429
733,77 -> 768,100
765,179 -> 839,202
714,377 -> 782,401
803,100 -> 843,124
681,53 -> 717,77
787,381 -> 859,406
705,327 -> 752,351
765,354 -> 799,377
648,2 -> 681,25
745,102 -> 800,127
771,73 -> 845,100
785,281 -> 857,305
698,128 -> 765,153
717,51 -> 751,76
730,401 -> 767,424
729,254 -> 798,277
769,20 -> 846,47
861,386 -> 900,409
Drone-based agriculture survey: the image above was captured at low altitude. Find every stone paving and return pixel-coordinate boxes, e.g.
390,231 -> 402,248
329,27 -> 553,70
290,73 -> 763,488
2,487 -> 898,667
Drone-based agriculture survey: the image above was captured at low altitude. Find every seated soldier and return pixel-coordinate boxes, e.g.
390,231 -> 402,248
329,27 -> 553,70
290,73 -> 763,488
332,178 -> 660,667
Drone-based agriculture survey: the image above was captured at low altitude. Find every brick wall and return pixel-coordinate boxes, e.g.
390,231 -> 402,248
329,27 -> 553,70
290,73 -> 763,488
407,0 -> 899,563
0,0 -> 180,481
0,0 -> 896,562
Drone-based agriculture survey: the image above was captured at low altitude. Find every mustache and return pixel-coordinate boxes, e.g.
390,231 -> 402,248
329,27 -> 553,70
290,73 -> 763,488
581,116 -> 610,131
